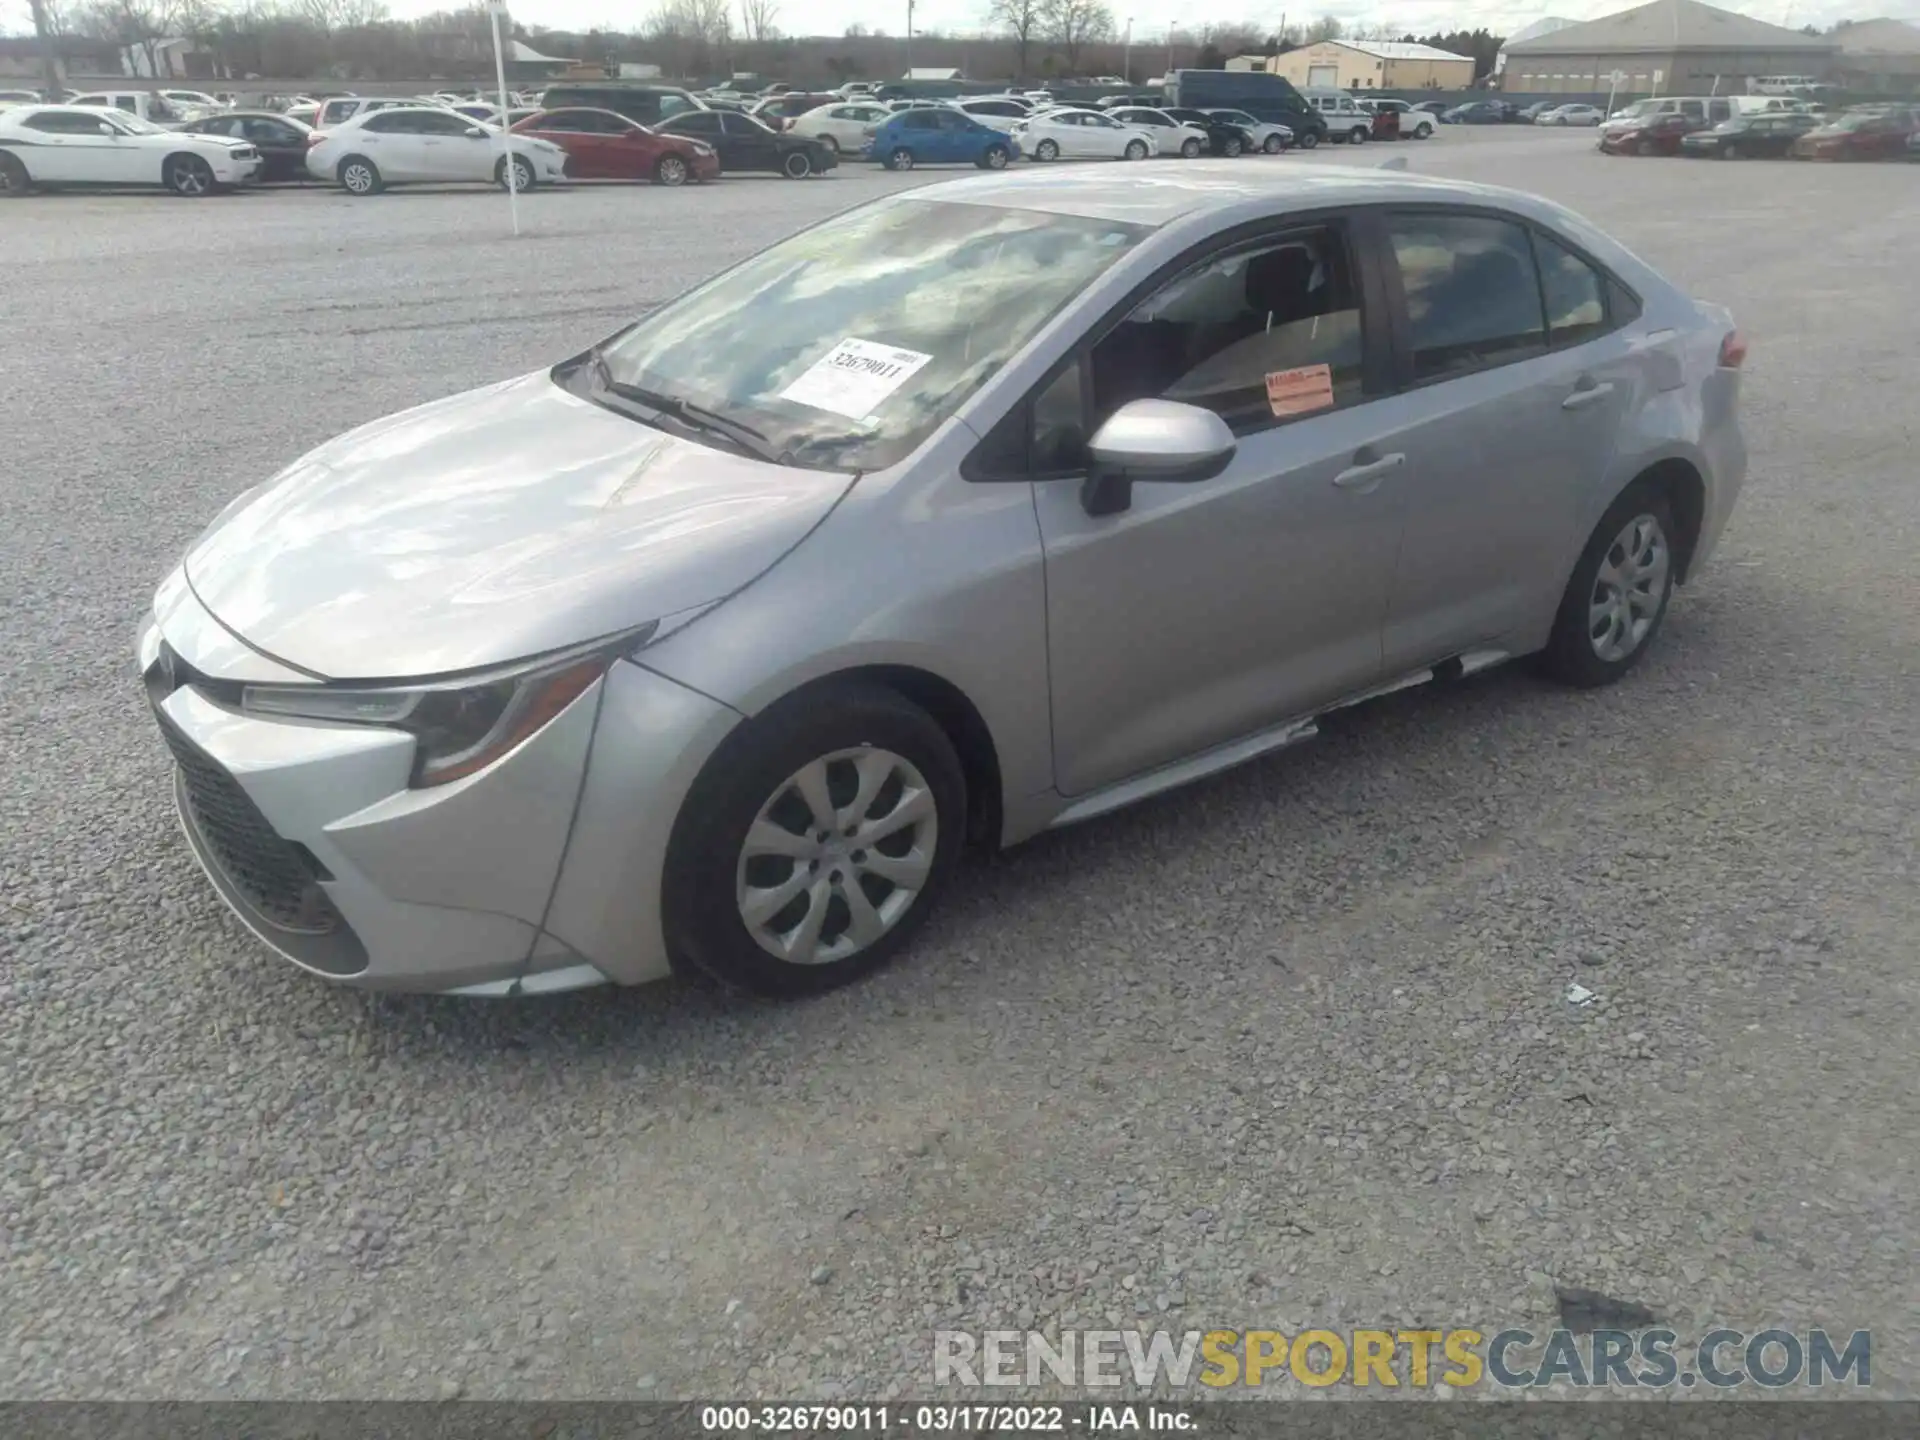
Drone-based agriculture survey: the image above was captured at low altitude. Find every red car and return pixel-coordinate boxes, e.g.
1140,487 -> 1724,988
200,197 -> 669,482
1790,106 -> 1919,160
1599,112 -> 1706,156
510,107 -> 720,185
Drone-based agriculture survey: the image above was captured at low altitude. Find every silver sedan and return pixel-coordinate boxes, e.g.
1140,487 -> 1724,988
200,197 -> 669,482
141,165 -> 1747,997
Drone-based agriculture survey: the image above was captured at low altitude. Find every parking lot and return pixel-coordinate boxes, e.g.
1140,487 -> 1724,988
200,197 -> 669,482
3,125 -> 1917,1399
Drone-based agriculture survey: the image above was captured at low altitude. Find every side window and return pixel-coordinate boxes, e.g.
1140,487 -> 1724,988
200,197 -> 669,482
114,96 -> 137,112
1531,231 -> 1609,349
659,94 -> 695,119
1091,226 -> 1366,431
1385,212 -> 1545,382
362,112 -> 403,133
419,111 -> 471,135
676,111 -> 719,134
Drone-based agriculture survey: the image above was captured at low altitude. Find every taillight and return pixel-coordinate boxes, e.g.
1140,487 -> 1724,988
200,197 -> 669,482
1718,329 -> 1748,369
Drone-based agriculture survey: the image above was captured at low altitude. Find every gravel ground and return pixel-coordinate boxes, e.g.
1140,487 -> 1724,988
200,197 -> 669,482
2,128 -> 1916,1401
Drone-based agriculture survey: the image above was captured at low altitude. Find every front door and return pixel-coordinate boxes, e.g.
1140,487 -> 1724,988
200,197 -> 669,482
721,112 -> 779,169
1372,209 -> 1622,671
1027,218 -> 1409,796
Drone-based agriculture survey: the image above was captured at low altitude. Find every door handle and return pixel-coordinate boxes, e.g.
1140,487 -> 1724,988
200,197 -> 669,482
1562,380 -> 1617,411
1332,451 -> 1405,492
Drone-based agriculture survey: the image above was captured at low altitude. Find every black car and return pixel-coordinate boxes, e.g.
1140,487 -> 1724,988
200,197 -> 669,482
1679,111 -> 1819,158
1161,105 -> 1258,156
656,109 -> 837,177
179,110 -> 313,182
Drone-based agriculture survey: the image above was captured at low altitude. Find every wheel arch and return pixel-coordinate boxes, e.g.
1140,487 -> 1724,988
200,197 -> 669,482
1628,455 -> 1707,584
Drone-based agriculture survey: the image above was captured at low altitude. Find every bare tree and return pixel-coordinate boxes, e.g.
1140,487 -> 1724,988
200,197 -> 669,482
985,0 -> 1041,78
1040,0 -> 1112,72
1302,14 -> 1343,43
295,0 -> 392,29
737,0 -> 776,42
648,0 -> 730,41
73,0 -> 172,76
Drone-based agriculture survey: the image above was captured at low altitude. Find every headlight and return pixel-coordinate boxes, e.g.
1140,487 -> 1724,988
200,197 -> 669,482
239,627 -> 652,787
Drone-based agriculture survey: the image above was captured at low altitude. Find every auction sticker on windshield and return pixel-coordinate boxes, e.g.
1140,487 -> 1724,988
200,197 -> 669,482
781,338 -> 934,420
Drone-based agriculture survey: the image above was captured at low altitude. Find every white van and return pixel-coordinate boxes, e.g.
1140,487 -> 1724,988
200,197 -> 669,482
1729,95 -> 1807,115
1601,94 -> 1734,133
65,90 -> 192,126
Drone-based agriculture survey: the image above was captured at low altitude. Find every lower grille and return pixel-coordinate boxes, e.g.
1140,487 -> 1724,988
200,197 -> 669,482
155,711 -> 341,936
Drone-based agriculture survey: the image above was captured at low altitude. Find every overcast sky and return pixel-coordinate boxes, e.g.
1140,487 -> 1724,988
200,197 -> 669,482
10,0 -> 1916,47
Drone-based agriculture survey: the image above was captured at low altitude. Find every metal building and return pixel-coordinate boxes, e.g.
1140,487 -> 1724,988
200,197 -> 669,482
1500,0 -> 1837,97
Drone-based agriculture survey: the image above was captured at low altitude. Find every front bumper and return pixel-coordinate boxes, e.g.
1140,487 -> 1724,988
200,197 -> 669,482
139,579 -> 740,993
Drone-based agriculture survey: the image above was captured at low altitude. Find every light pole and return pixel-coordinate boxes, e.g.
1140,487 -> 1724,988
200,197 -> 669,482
906,0 -> 915,78
1123,18 -> 1133,83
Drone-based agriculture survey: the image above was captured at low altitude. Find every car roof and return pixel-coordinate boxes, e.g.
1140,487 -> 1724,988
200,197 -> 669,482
911,165 -> 1543,227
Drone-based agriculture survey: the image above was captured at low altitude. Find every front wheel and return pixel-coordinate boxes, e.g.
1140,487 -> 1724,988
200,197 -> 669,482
1297,130 -> 1319,150
817,134 -> 839,154
979,143 -> 1010,170
655,154 -> 689,185
1413,122 -> 1433,139
164,153 -> 215,197
781,149 -> 813,179
1181,137 -> 1203,158
1034,138 -> 1059,161
885,146 -> 914,171
1263,133 -> 1284,154
1349,126 -> 1369,144
496,153 -> 535,191
1537,483 -> 1678,688
1123,139 -> 1148,161
663,683 -> 966,998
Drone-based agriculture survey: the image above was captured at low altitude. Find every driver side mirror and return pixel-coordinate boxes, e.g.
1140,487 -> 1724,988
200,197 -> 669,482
465,126 -> 487,138
1081,399 -> 1236,517
98,121 -> 116,135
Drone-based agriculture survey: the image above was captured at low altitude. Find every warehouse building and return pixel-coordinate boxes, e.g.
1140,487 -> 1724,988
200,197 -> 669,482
1500,0 -> 1837,97
1250,39 -> 1478,91
1830,17 -> 1920,92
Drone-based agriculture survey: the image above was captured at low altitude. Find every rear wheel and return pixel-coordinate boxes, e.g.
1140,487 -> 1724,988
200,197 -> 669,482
1181,137 -> 1203,157
1413,121 -> 1433,139
1221,135 -> 1244,157
164,153 -> 215,197
1538,483 -> 1678,688
1349,125 -> 1369,144
663,683 -> 966,998
655,153 -> 689,185
817,134 -> 839,153
0,152 -> 30,197
1034,138 -> 1059,161
979,143 -> 1010,170
781,149 -> 813,178
886,146 -> 914,171
1263,133 -> 1284,153
337,155 -> 381,195
1637,139 -> 1656,156
1297,130 -> 1319,150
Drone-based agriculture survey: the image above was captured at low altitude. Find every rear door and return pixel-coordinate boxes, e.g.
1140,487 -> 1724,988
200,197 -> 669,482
1372,208 -> 1635,670
356,111 -> 428,179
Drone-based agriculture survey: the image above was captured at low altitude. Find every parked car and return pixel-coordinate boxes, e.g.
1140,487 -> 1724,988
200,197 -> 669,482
0,104 -> 258,195
1540,104 -> 1604,127
1162,106 -> 1259,156
1678,112 -> 1818,159
0,88 -> 44,109
178,110 -> 314,183
656,109 -> 836,177
866,107 -> 1016,170
788,100 -> 892,154
1363,98 -> 1434,139
1106,106 -> 1213,158
1518,101 -> 1560,122
1411,100 -> 1451,116
1790,106 -> 1919,160
160,89 -> 225,113
451,102 -> 503,125
1601,96 -> 1733,135
953,97 -> 1034,134
512,107 -> 718,185
1013,107 -> 1157,161
539,82 -> 706,127
311,96 -> 419,130
1318,97 -> 1377,143
64,90 -> 190,126
137,166 -> 1747,999
1910,129 -> 1920,161
748,92 -> 840,129
1443,100 -> 1507,125
1599,111 -> 1707,156
307,107 -> 568,194
1197,106 -> 1297,152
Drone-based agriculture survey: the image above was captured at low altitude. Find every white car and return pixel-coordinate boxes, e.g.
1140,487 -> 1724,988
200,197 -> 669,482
1106,106 -> 1213,157
789,100 -> 891,154
953,97 -> 1032,134
1316,98 -> 1376,144
161,89 -> 225,112
1540,104 -> 1603,126
1013,107 -> 1158,161
0,104 -> 259,196
312,96 -> 421,129
306,106 -> 568,195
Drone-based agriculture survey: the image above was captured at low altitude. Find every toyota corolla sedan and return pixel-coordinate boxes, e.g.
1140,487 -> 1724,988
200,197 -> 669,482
142,167 -> 1747,999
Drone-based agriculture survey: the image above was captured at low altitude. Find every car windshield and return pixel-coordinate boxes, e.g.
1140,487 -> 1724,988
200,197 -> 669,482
1831,112 -> 1881,131
592,197 -> 1151,472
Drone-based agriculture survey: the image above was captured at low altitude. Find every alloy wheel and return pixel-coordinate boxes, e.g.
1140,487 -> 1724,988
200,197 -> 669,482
1036,139 -> 1058,161
341,160 -> 375,194
1587,513 -> 1670,662
735,748 -> 939,967
1264,134 -> 1283,153
169,156 -> 212,196
658,155 -> 688,185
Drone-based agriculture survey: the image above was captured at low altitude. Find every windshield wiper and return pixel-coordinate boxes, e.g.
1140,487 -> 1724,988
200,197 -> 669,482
585,349 -> 792,466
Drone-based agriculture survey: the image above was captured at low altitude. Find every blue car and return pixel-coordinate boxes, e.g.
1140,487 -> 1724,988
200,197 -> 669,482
868,108 -> 1018,171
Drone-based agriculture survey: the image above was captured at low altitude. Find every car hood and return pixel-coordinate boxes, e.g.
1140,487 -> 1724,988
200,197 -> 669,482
185,372 -> 855,680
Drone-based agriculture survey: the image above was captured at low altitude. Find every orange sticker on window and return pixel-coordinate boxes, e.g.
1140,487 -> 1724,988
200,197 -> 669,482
1265,364 -> 1335,418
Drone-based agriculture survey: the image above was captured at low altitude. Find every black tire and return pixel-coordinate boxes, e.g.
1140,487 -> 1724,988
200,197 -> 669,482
0,151 -> 30,197
663,682 -> 967,998
886,146 -> 914,171
979,143 -> 1010,170
817,134 -> 839,154
655,153 -> 689,185
1123,138 -> 1148,161
1262,133 -> 1284,154
1349,126 -> 1369,144
164,153 -> 215,197
1414,122 -> 1433,139
1297,130 -> 1319,150
496,153 -> 535,191
337,155 -> 382,195
1034,138 -> 1059,161
1537,482 -> 1679,689
1181,137 -> 1203,158
782,149 -> 813,178
1221,135 -> 1244,158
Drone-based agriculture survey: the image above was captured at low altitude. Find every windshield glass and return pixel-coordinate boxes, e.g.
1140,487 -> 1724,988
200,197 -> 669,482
594,198 -> 1151,471
1831,112 -> 1878,131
